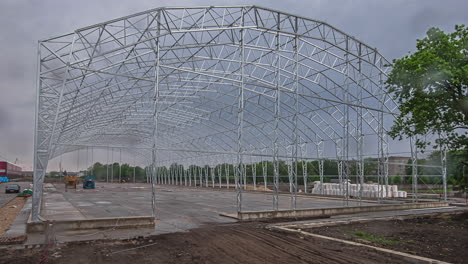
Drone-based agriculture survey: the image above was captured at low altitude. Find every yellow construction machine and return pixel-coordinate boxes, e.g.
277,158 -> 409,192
65,175 -> 78,189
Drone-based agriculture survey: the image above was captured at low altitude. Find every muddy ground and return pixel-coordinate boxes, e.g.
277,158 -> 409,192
306,211 -> 468,264
0,222 -> 416,264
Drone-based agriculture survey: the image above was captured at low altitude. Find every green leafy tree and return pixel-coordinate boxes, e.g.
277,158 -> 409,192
428,150 -> 468,188
386,25 -> 467,150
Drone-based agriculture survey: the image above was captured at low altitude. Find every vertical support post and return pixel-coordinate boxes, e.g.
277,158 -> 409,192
287,158 -> 294,208
211,165 -> 215,188
218,161 -> 222,188
383,133 -> 389,198
180,164 -> 183,186
302,159 -> 308,194
234,7 -> 246,213
252,161 -> 257,190
155,166 -> 158,185
379,68 -> 389,199
159,166 -> 162,185
225,163 -> 230,189
184,163 -> 187,186
32,41 -> 44,222
342,36 -> 350,206
119,148 -> 122,183
145,167 -> 147,184
336,137 -> 344,199
243,164 -> 247,190
272,12 -> 281,211
150,152 -> 157,218
176,164 -> 179,186
173,165 -> 176,185
173,164 -> 176,185
440,137 -> 448,201
86,146 -> 89,176
410,136 -> 419,202
193,165 -> 197,187
91,146 -> 94,176
106,146 -> 109,183
205,165 -> 209,187
177,164 -> 179,186
262,157 -> 267,191
111,148 -> 114,183
316,139 -> 324,194
189,163 -> 192,187
149,10 -> 161,218
357,43 -> 364,203
292,20 -> 299,209
199,166 -> 202,187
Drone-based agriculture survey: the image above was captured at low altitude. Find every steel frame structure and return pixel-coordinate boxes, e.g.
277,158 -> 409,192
33,6 -> 446,222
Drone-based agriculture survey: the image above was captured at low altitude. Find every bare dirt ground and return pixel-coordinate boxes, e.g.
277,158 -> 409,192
0,196 -> 28,236
305,211 -> 468,264
0,222 -> 414,264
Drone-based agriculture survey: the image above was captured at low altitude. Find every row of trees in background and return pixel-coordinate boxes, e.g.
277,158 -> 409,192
88,162 -> 146,182
46,150 -> 465,187
158,152 -> 465,187
417,150 -> 467,187
48,162 -> 147,183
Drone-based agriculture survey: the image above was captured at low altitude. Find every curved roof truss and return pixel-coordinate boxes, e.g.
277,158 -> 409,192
33,5 -> 397,220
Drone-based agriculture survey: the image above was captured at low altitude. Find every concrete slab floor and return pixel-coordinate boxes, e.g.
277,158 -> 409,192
21,183 -> 464,245
41,182 -> 376,235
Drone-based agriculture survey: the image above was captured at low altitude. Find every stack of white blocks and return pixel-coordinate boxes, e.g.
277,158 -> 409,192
311,181 -> 407,198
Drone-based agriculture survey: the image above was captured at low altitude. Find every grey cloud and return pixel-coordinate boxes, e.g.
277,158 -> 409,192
0,0 -> 467,170
0,106 -> 10,130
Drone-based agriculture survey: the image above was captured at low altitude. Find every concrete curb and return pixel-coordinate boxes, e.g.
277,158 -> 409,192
270,207 -> 462,230
27,216 -> 155,233
273,226 -> 450,264
235,202 -> 449,221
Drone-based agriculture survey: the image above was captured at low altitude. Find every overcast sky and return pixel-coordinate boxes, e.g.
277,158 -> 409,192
0,0 -> 466,170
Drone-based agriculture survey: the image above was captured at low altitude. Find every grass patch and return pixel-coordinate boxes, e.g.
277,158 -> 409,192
353,231 -> 401,246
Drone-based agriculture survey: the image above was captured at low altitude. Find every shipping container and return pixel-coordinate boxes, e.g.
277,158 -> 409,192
0,161 -> 22,178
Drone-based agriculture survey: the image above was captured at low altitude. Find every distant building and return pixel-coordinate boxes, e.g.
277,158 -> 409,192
0,161 -> 22,178
366,156 -> 410,176
21,171 -> 34,177
387,156 -> 410,176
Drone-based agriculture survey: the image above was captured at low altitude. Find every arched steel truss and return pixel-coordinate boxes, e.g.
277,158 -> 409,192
33,6 -> 431,222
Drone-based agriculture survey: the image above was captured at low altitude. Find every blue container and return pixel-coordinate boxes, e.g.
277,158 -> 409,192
83,175 -> 95,189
